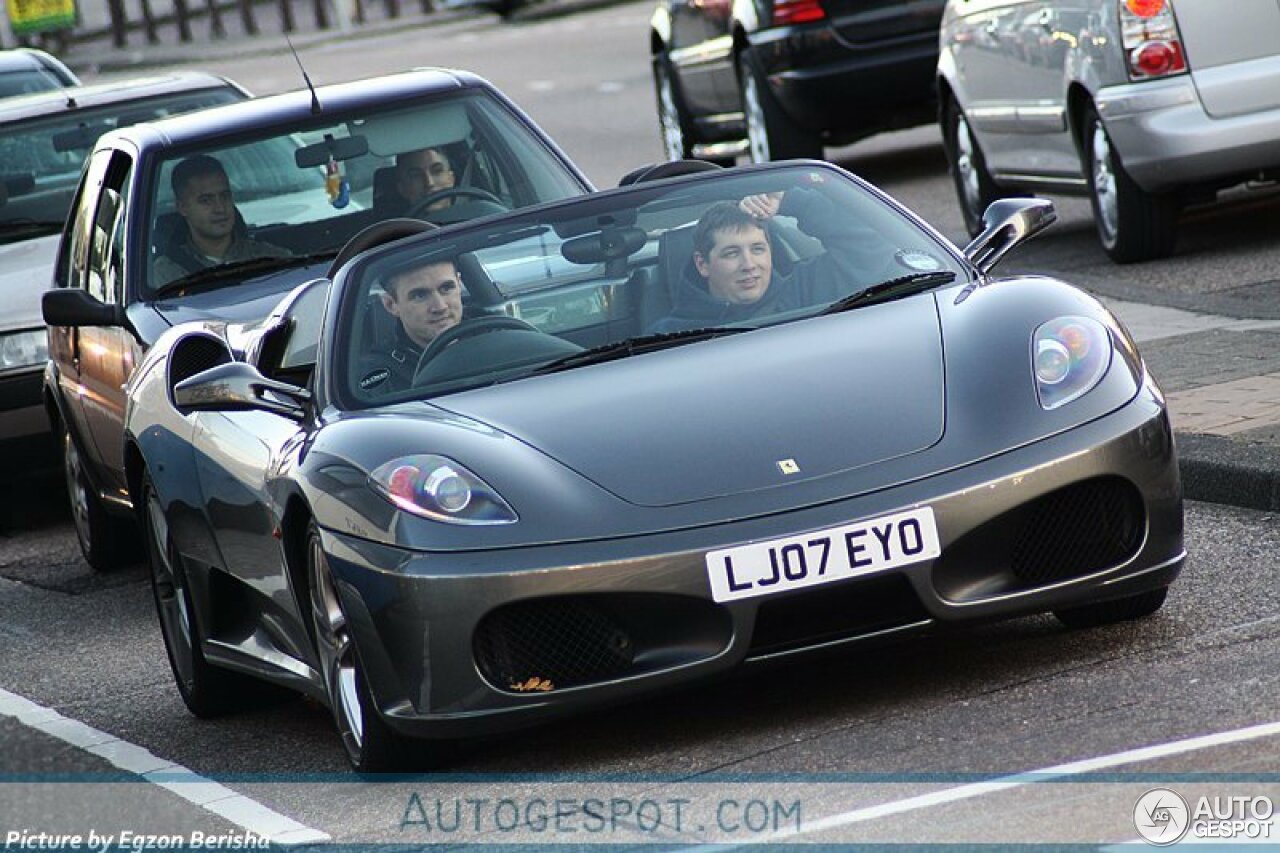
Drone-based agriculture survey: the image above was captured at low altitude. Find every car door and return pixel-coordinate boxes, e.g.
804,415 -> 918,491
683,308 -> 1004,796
189,280 -> 327,660
666,0 -> 738,118
74,150 -> 143,500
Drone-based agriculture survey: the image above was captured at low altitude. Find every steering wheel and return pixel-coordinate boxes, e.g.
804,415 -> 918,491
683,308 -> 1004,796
405,187 -> 506,220
413,315 -> 540,382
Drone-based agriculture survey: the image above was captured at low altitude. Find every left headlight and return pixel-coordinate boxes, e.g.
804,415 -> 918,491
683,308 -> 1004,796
1032,316 -> 1113,410
369,454 -> 517,525
0,329 -> 49,371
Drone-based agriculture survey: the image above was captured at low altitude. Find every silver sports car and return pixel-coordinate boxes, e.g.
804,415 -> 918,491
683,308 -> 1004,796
123,161 -> 1184,770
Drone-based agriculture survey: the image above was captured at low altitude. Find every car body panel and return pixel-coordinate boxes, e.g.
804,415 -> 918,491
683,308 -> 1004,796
124,165 -> 1182,753
940,0 -> 1280,194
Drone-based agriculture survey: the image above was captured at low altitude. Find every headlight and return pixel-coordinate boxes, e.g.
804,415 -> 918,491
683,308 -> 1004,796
0,329 -> 49,370
369,455 -> 517,525
1032,316 -> 1112,410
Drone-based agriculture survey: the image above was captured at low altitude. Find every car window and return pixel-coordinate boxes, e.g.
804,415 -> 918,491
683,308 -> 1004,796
86,154 -> 134,305
0,87 -> 242,246
338,163 -> 969,407
0,69 -> 65,99
144,90 -> 585,296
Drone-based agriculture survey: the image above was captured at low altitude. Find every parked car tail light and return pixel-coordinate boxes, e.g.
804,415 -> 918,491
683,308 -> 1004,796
1120,0 -> 1186,81
772,0 -> 825,27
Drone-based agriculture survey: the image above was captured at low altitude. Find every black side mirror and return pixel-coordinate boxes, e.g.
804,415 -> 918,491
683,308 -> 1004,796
43,288 -> 128,329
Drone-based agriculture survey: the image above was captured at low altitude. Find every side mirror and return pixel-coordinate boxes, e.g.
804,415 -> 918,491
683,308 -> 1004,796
963,198 -> 1057,275
173,361 -> 310,421
43,288 -> 129,329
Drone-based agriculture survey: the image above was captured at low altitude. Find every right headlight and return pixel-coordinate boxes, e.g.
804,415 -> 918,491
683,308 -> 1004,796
369,454 -> 517,525
1032,316 -> 1113,410
0,329 -> 49,371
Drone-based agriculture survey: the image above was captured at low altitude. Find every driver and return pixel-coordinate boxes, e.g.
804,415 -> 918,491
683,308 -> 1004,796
394,146 -> 457,214
359,258 -> 464,392
153,154 -> 288,288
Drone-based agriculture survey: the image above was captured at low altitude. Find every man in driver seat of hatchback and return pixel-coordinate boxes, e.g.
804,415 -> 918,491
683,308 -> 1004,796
393,146 -> 458,215
153,154 -> 288,288
358,257 -> 465,394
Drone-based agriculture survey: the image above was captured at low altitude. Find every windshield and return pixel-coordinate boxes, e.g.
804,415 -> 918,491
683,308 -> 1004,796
144,91 -> 585,295
0,68 -> 66,99
337,163 -> 968,407
0,87 -> 242,245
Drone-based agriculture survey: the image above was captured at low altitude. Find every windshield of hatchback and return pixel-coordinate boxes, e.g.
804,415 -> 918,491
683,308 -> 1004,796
144,91 -> 586,295
0,88 -> 242,245
338,163 -> 968,405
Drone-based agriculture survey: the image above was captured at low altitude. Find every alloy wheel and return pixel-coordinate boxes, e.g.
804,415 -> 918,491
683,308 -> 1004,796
954,113 -> 984,218
147,487 -> 195,689
310,536 -> 364,757
1090,123 -> 1119,244
656,66 -> 685,162
63,430 -> 92,551
742,72 -> 770,163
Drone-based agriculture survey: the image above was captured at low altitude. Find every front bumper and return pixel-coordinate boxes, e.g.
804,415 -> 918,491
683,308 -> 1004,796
1096,76 -> 1280,192
322,385 -> 1182,739
0,368 -> 55,471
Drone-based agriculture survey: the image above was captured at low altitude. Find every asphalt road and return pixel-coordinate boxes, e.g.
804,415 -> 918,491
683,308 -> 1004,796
3,1 -> 1277,846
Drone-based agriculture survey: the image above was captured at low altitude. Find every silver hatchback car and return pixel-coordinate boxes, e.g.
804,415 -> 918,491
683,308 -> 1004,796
937,0 -> 1280,262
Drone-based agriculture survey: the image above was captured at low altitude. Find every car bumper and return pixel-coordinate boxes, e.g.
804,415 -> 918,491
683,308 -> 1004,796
0,369 -> 56,473
321,382 -> 1182,739
1097,76 -> 1280,192
751,27 -> 938,137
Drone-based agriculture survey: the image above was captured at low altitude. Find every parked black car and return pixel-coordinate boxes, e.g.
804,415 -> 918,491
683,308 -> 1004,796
649,0 -> 945,163
41,68 -> 593,571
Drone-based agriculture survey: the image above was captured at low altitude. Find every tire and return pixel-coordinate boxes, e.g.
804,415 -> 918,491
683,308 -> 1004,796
942,93 -> 1004,238
1053,587 -> 1168,629
1084,105 -> 1179,263
654,57 -> 695,163
307,520 -> 432,772
62,424 -> 137,571
739,52 -> 822,163
144,473 -> 267,717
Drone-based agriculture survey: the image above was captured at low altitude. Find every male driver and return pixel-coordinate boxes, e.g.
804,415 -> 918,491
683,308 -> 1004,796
652,188 -> 883,332
153,154 -> 287,287
394,146 -> 457,214
360,258 -> 465,392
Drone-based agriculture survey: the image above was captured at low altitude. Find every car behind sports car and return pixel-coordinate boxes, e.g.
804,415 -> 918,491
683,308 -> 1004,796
122,161 -> 1183,770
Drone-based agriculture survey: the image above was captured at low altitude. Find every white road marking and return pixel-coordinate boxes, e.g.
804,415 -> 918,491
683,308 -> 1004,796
0,687 -> 330,845
528,80 -> 556,92
597,81 -> 624,93
1103,297 -> 1280,343
685,720 -> 1280,848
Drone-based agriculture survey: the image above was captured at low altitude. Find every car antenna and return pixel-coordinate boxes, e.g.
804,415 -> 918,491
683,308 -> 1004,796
285,34 -> 322,115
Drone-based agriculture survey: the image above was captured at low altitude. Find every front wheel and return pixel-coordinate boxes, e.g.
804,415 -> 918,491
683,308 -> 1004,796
942,93 -> 1004,237
1054,587 -> 1168,629
654,57 -> 693,162
739,53 -> 822,163
1084,106 -> 1179,263
307,520 -> 440,771
63,424 -> 137,571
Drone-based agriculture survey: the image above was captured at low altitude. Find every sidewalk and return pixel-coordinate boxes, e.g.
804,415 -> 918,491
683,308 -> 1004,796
45,5 -> 1280,515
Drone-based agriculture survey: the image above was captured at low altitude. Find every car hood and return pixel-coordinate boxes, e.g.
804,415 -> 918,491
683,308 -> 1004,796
146,265 -> 326,330
433,297 -> 945,507
0,235 -> 59,332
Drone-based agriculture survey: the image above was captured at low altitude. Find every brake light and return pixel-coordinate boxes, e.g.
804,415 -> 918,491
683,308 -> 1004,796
772,0 -> 825,26
1120,0 -> 1186,80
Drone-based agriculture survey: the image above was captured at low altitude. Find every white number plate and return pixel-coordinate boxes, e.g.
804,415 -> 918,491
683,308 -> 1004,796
706,506 -> 941,603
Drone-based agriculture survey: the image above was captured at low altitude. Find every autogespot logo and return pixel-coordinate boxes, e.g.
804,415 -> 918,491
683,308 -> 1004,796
1135,788 -> 1191,845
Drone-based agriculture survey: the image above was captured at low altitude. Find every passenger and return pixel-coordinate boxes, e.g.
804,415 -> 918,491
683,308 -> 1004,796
358,258 -> 464,393
652,187 -> 882,333
394,146 -> 457,214
153,154 -> 288,287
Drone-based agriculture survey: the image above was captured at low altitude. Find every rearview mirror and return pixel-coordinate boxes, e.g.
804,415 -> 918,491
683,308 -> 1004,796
295,134 -> 369,169
173,361 -> 310,421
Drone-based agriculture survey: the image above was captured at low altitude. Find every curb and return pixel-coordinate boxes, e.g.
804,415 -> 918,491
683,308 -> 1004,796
1176,432 -> 1280,513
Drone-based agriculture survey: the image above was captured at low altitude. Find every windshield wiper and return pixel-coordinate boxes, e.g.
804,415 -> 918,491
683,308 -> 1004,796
153,252 -> 335,299
820,271 -> 957,315
529,325 -> 756,377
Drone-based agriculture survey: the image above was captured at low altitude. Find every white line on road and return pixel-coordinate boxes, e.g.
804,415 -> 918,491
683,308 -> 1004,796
686,719 -> 1280,848
0,687 -> 329,845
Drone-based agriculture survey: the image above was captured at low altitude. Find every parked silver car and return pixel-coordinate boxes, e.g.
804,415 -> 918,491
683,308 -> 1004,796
937,0 -> 1280,262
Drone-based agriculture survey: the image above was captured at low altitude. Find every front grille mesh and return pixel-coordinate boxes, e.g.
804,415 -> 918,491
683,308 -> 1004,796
168,335 -> 230,387
475,598 -> 635,692
1008,478 -> 1144,585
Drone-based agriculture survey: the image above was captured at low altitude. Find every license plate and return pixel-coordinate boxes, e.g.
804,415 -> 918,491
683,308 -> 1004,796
705,506 -> 941,603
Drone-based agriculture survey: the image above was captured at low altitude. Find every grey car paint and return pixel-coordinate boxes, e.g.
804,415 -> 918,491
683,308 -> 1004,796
122,168 -> 1183,768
